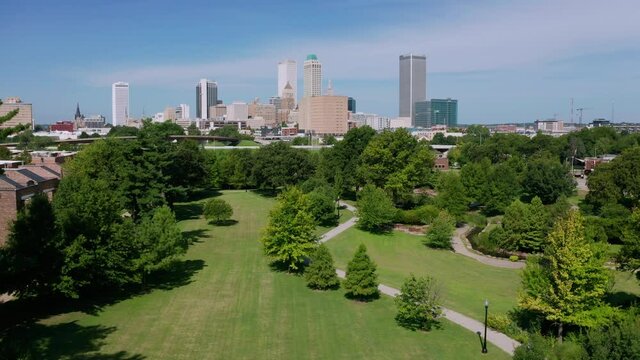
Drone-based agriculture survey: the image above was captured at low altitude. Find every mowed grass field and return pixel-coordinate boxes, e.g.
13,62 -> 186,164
16,191 -> 510,359
325,228 -> 522,321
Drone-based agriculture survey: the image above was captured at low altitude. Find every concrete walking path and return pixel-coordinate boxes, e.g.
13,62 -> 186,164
321,208 -> 521,355
452,226 -> 525,269
334,269 -> 520,355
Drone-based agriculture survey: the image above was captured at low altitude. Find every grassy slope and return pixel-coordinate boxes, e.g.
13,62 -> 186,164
30,191 -> 509,359
325,227 -> 521,321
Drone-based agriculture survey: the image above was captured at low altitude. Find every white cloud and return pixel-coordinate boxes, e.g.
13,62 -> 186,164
83,0 -> 640,86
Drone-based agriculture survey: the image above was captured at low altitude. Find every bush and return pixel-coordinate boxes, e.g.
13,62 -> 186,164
203,198 -> 233,224
304,244 -> 339,290
423,211 -> 455,249
463,212 -> 487,227
513,334 -> 552,360
415,205 -> 440,224
487,313 -> 529,344
395,274 -> 442,331
394,209 -> 421,225
510,255 -> 520,262
582,312 -> 640,360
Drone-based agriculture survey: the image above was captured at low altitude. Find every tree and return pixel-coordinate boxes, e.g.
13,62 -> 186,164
435,172 -> 468,219
261,187 -> 318,271
133,206 -> 187,276
187,123 -> 201,135
307,185 -> 337,226
582,312 -> 640,360
523,157 -> 575,204
519,210 -> 615,342
356,184 -> 396,232
203,198 -> 234,224
395,274 -> 442,330
252,142 -> 314,190
343,244 -> 379,300
482,161 -> 522,215
586,147 -> 640,211
163,140 -> 208,204
501,197 -> 549,252
423,211 -> 455,249
0,194 -> 61,297
0,99 -> 29,142
617,209 -> 640,283
304,244 -> 340,290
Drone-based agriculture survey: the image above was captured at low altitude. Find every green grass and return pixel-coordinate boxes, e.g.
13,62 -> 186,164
325,227 -> 521,321
314,208 -> 354,236
11,191 -> 510,359
237,139 -> 260,146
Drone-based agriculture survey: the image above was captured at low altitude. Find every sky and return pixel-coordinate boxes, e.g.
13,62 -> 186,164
1,0 -> 639,125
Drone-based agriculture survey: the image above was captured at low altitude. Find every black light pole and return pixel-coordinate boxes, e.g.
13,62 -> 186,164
482,299 -> 489,353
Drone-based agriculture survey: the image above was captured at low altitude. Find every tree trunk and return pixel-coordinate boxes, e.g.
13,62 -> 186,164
557,322 -> 563,343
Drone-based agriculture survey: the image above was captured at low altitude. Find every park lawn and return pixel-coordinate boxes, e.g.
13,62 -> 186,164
314,208 -> 354,236
325,227 -> 521,322
23,191 -> 509,359
237,139 -> 260,146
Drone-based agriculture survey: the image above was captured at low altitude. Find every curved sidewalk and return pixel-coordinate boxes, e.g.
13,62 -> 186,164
335,269 -> 520,355
452,226 -> 525,269
321,211 -> 521,355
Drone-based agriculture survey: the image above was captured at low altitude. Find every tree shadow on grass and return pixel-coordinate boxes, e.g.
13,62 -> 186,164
268,260 -> 304,276
0,321 -> 145,360
182,229 -> 208,244
208,219 -> 238,227
605,291 -> 639,308
0,259 -> 205,331
187,188 -> 222,202
344,291 -> 381,302
252,189 -> 279,198
173,202 -> 203,221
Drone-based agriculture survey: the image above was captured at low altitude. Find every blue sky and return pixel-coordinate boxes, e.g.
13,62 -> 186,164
1,0 -> 639,124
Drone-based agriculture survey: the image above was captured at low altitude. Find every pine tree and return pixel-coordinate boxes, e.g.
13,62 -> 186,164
343,244 -> 379,300
304,244 -> 339,290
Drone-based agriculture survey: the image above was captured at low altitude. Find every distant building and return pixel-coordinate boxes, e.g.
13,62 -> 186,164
212,104 -> 227,118
414,101 -> 431,128
50,121 -> 74,132
494,124 -> 518,134
164,107 -> 176,121
111,82 -> 129,126
591,119 -> 610,127
177,104 -> 190,119
281,82 -> 296,110
0,97 -> 33,130
248,102 -> 276,126
303,54 -> 322,97
278,59 -> 297,104
81,115 -> 106,129
226,102 -> 248,121
535,119 -> 564,133
430,98 -> 458,127
399,54 -> 427,125
196,79 -> 218,119
298,95 -> 348,135
351,112 -> 390,131
348,97 -> 356,113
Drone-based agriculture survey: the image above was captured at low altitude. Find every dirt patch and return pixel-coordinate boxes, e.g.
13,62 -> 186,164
394,224 -> 428,235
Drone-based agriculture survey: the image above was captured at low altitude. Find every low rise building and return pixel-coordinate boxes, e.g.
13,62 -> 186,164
50,121 -> 75,132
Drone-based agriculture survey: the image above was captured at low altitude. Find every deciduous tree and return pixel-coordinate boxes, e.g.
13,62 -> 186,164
356,184 -> 396,232
395,274 -> 442,330
203,198 -> 234,224
423,211 -> 455,249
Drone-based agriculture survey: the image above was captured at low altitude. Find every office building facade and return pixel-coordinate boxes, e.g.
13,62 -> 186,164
414,101 -> 431,128
196,79 -> 218,119
0,97 -> 33,130
278,59 -> 297,104
398,54 -> 427,125
430,98 -> 457,127
111,82 -> 129,126
303,54 -> 322,97
298,95 -> 348,135
348,97 -> 356,113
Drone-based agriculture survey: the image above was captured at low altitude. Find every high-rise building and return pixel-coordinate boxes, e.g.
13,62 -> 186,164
196,79 -> 218,119
430,98 -> 458,127
278,59 -> 297,104
163,107 -> 177,121
348,97 -> 356,113
177,104 -> 190,119
414,101 -> 431,128
303,54 -> 322,97
226,102 -> 248,121
399,54 -> 427,125
112,82 -> 129,126
298,95 -> 348,135
0,97 -> 33,130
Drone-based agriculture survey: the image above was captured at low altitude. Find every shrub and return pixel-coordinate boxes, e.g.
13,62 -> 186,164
203,198 -> 233,224
304,244 -> 339,290
463,212 -> 487,228
395,274 -> 442,331
487,313 -> 529,344
510,255 -> 520,262
513,334 -> 552,360
394,209 -> 421,225
414,204 -> 440,224
423,211 -> 455,249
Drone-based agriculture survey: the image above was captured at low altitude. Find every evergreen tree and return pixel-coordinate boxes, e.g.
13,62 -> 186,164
395,274 -> 442,330
343,244 -> 379,300
304,244 -> 339,290
261,187 -> 318,271
519,210 -> 615,342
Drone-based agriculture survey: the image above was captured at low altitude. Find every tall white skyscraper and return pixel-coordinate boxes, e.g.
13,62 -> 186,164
277,59 -> 297,104
303,54 -> 322,97
177,103 -> 190,119
196,79 -> 218,119
399,54 -> 427,124
112,82 -> 129,126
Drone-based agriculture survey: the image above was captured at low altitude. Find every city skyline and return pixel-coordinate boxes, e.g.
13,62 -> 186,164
1,0 -> 639,124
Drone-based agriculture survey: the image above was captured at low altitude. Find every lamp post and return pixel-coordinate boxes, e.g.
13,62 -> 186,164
482,299 -> 489,353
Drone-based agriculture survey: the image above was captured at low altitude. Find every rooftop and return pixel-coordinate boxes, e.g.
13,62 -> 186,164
306,54 -> 318,61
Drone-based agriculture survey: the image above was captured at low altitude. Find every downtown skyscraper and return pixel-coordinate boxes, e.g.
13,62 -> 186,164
399,54 -> 427,125
303,54 -> 322,97
111,82 -> 129,126
196,79 -> 218,119
277,60 -> 297,104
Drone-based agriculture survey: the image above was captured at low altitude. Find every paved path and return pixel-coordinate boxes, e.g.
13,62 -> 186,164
321,210 -> 521,355
451,226 -> 525,269
334,269 -> 520,355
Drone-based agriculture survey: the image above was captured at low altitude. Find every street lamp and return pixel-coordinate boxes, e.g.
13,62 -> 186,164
482,299 -> 489,353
